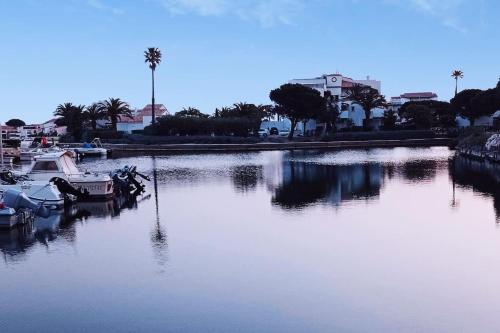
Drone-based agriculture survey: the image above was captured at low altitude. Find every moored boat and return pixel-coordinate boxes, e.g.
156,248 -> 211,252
73,138 -> 109,158
24,151 -> 114,199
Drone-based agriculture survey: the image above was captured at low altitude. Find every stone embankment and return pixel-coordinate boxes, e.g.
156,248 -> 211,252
97,138 -> 456,156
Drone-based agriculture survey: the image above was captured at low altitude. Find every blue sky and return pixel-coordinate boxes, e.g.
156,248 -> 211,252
1,0 -> 499,123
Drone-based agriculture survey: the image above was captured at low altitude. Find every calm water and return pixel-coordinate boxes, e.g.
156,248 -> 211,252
2,147 -> 500,333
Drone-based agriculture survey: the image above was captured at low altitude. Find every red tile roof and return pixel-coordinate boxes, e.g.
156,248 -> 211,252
400,92 -> 437,99
119,104 -> 168,123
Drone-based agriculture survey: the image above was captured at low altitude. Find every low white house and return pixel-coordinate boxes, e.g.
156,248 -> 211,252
456,111 -> 500,128
337,107 -> 385,130
41,118 -> 67,136
116,104 -> 169,133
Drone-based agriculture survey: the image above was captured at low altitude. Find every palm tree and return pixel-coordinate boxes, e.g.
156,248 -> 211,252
343,84 -> 387,131
452,70 -> 464,96
175,107 -> 208,118
144,47 -> 162,125
84,103 -> 105,130
54,103 -> 86,139
216,106 -> 232,118
98,98 -> 133,130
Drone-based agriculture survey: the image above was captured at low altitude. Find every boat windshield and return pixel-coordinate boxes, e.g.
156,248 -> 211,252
60,155 -> 80,175
32,161 -> 59,171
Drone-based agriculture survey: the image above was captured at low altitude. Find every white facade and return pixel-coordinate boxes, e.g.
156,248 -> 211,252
286,73 -> 384,131
290,74 -> 381,102
41,119 -> 67,136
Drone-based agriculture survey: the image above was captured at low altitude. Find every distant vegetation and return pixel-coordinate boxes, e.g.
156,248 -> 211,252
145,103 -> 270,137
6,119 -> 26,127
54,98 -> 132,140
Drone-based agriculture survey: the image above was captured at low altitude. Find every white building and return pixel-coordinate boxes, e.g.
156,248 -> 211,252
287,73 -> 384,131
290,73 -> 381,102
41,118 -> 67,136
116,104 -> 169,133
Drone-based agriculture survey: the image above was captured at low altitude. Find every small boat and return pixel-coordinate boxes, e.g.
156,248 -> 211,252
0,202 -> 20,228
73,138 -> 109,158
0,181 -> 65,209
0,189 -> 42,228
24,151 -> 114,199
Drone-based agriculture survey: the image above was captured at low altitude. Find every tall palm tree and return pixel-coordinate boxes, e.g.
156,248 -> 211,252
144,47 -> 162,125
452,70 -> 464,96
84,103 -> 105,130
343,84 -> 387,131
98,98 -> 133,130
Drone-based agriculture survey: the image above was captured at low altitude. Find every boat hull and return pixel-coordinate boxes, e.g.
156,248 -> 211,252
0,183 -> 65,209
69,180 -> 114,200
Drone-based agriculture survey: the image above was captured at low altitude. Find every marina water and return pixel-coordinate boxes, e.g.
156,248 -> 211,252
1,147 -> 500,332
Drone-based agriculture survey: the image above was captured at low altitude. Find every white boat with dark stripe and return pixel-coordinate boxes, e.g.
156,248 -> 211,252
24,151 -> 114,199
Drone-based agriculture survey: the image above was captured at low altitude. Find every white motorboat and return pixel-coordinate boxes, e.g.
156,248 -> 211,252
20,140 -> 66,162
73,138 -> 109,158
25,151 -> 114,199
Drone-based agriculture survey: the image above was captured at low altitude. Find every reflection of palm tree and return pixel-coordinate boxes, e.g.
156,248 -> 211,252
150,156 -> 168,268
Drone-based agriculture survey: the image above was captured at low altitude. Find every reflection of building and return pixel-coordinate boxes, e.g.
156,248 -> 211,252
270,158 -> 383,209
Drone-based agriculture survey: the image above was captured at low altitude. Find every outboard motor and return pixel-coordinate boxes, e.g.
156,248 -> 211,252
50,177 -> 90,200
3,189 -> 51,218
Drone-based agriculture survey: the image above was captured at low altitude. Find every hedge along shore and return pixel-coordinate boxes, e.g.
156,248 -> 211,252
100,138 -> 457,156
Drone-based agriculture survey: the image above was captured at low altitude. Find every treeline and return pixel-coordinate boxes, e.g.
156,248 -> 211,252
144,103 -> 272,137
54,98 -> 132,140
399,80 -> 500,129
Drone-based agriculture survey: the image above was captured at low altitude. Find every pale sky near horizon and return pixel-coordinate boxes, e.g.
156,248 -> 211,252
1,0 -> 499,123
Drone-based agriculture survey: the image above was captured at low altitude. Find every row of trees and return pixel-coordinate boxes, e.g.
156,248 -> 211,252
147,84 -> 388,139
54,98 -> 132,139
396,80 -> 500,129
450,80 -> 500,125
146,103 -> 272,136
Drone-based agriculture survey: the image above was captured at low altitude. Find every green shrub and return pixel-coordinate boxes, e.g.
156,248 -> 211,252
144,116 -> 260,137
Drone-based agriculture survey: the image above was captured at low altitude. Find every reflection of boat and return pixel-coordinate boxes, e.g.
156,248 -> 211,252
0,191 -> 149,258
73,138 -> 109,158
23,151 -> 114,199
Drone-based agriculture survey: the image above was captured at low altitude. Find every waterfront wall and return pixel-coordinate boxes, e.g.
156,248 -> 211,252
103,138 -> 456,155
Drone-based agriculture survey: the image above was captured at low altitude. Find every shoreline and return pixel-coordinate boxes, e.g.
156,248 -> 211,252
103,138 -> 456,155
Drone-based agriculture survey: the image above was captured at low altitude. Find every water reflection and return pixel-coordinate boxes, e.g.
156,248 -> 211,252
231,165 -> 263,192
451,156 -> 500,220
227,150 -> 444,210
271,162 -> 383,209
0,193 -> 147,262
150,156 -> 168,270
